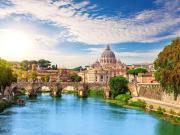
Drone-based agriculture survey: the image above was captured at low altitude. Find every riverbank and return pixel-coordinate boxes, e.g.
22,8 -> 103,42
106,97 -> 180,125
0,100 -> 13,113
134,97 -> 180,112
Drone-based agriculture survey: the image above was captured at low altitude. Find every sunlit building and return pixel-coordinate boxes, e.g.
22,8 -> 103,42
78,45 -> 127,83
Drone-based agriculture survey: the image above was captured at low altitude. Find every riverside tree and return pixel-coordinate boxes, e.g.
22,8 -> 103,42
29,71 -> 37,82
70,74 -> 82,82
38,59 -> 51,68
128,68 -> 147,82
0,59 -> 17,95
109,76 -> 128,99
154,38 -> 180,100
128,68 -> 147,75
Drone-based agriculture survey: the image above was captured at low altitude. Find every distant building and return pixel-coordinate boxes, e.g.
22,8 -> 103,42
36,68 -> 78,82
137,72 -> 156,83
78,45 -> 127,83
37,69 -> 59,82
58,69 -> 78,82
127,63 -> 156,83
127,63 -> 155,72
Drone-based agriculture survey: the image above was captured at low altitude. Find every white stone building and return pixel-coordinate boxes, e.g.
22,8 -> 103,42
78,45 -> 127,83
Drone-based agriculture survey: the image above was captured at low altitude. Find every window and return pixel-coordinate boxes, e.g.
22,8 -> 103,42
101,75 -> 103,82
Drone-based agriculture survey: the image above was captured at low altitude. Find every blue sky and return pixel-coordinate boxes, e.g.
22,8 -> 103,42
0,0 -> 179,68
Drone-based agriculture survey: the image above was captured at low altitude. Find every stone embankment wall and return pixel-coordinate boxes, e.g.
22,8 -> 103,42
128,83 -> 180,105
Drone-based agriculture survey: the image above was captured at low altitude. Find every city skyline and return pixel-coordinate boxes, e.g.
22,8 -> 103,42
0,0 -> 179,68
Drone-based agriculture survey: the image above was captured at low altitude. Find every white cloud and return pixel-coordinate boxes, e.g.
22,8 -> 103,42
0,0 -> 179,67
116,49 -> 162,64
83,47 -> 162,65
0,0 -> 179,45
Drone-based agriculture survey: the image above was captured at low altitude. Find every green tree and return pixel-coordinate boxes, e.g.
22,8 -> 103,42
20,60 -> 37,71
128,68 -> 147,82
109,76 -> 128,99
0,59 -> 17,95
29,71 -> 37,82
70,74 -> 82,82
20,60 -> 29,71
38,59 -> 51,68
72,66 -> 83,71
128,68 -> 147,75
51,64 -> 58,70
154,38 -> 180,100
42,74 -> 50,82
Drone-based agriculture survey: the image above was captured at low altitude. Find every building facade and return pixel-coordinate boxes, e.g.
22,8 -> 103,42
78,45 -> 127,83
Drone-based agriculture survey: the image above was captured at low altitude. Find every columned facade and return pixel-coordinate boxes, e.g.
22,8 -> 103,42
78,45 -> 127,83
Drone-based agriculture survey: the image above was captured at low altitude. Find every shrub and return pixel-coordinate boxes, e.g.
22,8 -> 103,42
178,112 -> 180,116
115,93 -> 132,104
169,109 -> 176,115
156,106 -> 166,115
109,76 -> 128,99
88,89 -> 104,97
162,108 -> 166,113
129,99 -> 146,109
157,106 -> 163,114
149,105 -> 154,110
0,100 -> 11,112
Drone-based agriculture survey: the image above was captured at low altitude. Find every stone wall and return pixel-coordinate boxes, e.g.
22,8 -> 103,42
161,92 -> 180,105
129,83 -> 180,105
138,83 -> 162,100
128,83 -> 138,96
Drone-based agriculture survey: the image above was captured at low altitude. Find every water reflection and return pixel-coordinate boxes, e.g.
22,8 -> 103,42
156,120 -> 180,135
0,94 -> 179,135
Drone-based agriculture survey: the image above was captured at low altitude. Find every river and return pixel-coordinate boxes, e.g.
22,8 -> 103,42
0,94 -> 180,135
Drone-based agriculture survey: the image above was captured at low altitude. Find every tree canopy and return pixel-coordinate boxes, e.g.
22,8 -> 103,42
128,68 -> 147,75
42,74 -> 50,82
28,71 -> 37,82
109,76 -> 128,99
70,74 -> 82,82
154,38 -> 180,100
0,59 -> 17,95
72,66 -> 83,72
20,59 -> 52,71
38,59 -> 51,68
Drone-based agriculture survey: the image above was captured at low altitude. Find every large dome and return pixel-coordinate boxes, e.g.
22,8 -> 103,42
100,45 -> 116,64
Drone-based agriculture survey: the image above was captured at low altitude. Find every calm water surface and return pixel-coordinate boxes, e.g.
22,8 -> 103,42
0,94 -> 180,135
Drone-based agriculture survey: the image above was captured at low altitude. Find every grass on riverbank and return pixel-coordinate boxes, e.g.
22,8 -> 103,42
106,94 -> 180,125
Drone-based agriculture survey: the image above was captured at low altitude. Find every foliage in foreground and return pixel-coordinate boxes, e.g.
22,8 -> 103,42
88,88 -> 104,97
154,38 -> 180,100
0,100 -> 12,112
0,59 -> 17,95
129,99 -> 147,109
109,76 -> 128,99
70,74 -> 82,82
115,93 -> 132,104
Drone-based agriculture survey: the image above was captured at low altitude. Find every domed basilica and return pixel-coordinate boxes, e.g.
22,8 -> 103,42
78,45 -> 127,83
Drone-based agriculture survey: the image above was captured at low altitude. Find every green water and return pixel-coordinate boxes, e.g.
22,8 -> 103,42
0,94 -> 180,135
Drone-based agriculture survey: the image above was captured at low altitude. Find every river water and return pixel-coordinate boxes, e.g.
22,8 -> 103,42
0,94 -> 180,135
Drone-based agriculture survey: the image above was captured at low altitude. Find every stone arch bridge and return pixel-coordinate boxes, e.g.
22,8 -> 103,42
11,82 -> 110,98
